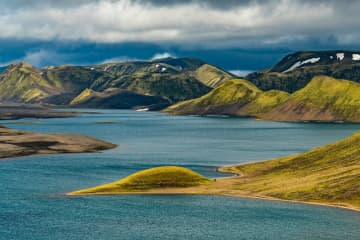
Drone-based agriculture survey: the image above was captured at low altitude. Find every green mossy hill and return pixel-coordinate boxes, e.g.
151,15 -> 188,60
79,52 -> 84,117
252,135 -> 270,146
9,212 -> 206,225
0,62 -> 62,102
194,64 -> 233,88
246,50 -> 360,93
221,131 -> 360,209
0,63 -> 108,104
70,88 -> 169,110
166,75 -> 360,122
262,76 -> 360,122
164,79 -> 289,116
89,57 -> 231,102
69,166 -> 211,195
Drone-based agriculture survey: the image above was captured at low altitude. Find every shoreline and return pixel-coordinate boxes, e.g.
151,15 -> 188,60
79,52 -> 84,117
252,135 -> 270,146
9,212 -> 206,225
67,190 -> 360,213
67,167 -> 360,213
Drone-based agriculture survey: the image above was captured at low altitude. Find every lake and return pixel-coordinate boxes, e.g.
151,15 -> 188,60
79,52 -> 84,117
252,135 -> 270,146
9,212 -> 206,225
0,109 -> 360,240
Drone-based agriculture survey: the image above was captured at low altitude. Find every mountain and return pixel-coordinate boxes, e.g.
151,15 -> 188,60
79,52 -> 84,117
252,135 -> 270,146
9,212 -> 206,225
246,50 -> 360,92
87,57 -> 230,102
0,58 -> 232,108
164,78 -> 289,116
165,76 -> 360,122
220,130 -> 360,210
0,62 -> 108,103
262,76 -> 360,122
70,88 -> 169,110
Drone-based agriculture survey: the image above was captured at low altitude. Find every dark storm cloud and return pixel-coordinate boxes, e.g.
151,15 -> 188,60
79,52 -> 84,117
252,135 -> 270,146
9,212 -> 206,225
0,0 -> 359,47
0,0 -> 359,69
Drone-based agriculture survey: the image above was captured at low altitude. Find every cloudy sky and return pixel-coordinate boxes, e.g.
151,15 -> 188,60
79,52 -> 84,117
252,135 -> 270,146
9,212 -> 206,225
0,0 -> 359,73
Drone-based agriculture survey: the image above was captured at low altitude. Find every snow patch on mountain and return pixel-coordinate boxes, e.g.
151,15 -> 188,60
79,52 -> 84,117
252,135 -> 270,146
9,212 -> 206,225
352,54 -> 360,61
283,57 -> 320,73
336,53 -> 344,61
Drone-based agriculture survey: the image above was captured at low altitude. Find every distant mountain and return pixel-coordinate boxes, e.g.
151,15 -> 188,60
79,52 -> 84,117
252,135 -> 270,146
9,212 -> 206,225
246,50 -> 360,92
0,62 -> 109,103
0,58 -> 233,109
87,57 -> 231,102
165,76 -> 360,122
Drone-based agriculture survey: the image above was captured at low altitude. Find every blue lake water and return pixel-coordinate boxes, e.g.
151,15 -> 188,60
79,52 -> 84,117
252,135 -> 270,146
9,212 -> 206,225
0,109 -> 360,240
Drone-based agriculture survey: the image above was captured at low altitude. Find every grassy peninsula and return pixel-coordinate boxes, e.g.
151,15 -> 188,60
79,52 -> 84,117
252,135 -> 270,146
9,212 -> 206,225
69,132 -> 360,211
68,166 -> 210,195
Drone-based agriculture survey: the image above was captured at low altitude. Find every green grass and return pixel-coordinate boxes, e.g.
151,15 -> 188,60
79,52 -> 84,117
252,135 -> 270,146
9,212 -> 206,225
221,131 -> 360,208
69,166 -> 211,195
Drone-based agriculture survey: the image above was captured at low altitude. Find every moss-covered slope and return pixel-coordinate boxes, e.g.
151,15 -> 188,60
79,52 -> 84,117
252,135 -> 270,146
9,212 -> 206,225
221,131 -> 360,209
69,166 -> 211,195
262,76 -> 360,122
164,79 -> 289,116
166,75 -> 360,122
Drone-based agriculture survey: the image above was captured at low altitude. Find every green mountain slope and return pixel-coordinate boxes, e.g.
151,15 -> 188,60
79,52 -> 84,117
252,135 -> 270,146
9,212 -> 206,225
166,75 -> 360,122
221,130 -> 360,209
0,62 -> 63,102
262,76 -> 360,122
164,79 -> 289,116
0,63 -> 109,104
246,50 -> 360,92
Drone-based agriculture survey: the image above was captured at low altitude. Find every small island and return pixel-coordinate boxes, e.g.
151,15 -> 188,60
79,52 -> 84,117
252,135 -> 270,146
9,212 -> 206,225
69,131 -> 360,212
0,125 -> 116,159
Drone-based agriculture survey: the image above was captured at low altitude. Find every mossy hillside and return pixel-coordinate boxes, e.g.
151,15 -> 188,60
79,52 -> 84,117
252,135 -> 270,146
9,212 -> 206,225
194,64 -> 233,88
70,88 -> 99,105
263,76 -> 360,121
221,131 -> 360,208
164,79 -> 262,115
165,79 -> 289,116
0,62 -> 63,102
69,166 -> 211,195
242,90 -> 290,115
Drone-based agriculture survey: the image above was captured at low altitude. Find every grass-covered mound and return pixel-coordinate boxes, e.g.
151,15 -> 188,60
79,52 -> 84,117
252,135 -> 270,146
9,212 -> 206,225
69,166 -> 211,195
221,131 -> 360,209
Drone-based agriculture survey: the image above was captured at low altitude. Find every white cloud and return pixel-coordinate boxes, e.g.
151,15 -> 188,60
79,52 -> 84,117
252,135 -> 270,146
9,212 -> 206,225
99,56 -> 140,64
0,0 -> 358,48
151,52 -> 174,60
229,70 -> 253,77
0,49 -> 67,67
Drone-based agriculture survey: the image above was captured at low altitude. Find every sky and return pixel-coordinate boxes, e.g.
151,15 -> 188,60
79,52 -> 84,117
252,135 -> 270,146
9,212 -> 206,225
0,0 -> 359,73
